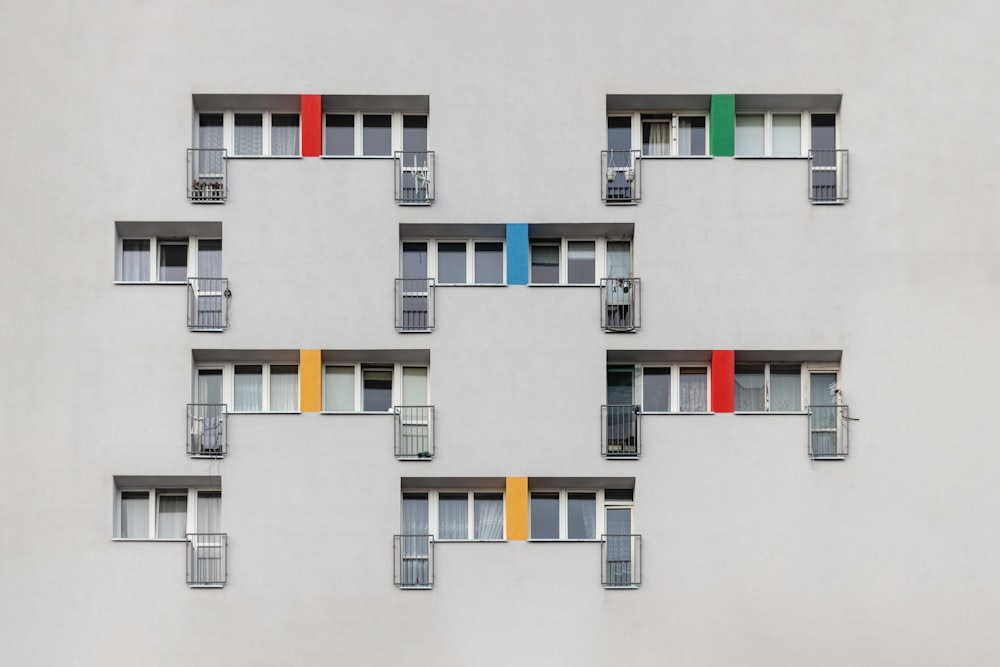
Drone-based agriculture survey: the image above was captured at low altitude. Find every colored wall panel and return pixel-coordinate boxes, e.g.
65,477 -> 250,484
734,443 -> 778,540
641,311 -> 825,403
506,224 -> 529,285
712,349 -> 735,413
710,94 -> 735,157
301,94 -> 322,157
505,477 -> 528,540
300,349 -> 322,412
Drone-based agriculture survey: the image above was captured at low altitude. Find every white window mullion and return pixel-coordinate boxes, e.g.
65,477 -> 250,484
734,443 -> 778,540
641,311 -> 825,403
801,111 -> 812,153
559,490 -> 568,539
354,363 -> 363,411
223,110 -> 235,154
354,112 -> 364,156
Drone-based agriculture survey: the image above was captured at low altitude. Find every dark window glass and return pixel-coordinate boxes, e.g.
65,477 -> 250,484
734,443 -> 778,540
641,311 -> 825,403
437,243 -> 467,283
567,492 -> 596,539
363,114 -> 392,156
642,367 -> 671,412
158,243 -> 188,282
474,242 -> 503,284
530,492 -> 560,539
363,369 -> 392,412
530,243 -> 559,284
325,114 -> 354,155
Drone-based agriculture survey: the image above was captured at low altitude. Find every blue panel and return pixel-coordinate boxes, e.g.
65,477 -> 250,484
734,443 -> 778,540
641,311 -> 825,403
506,223 -> 529,285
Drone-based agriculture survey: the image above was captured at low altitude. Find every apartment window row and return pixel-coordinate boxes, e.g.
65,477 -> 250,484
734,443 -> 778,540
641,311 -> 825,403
609,113 -> 708,157
529,488 -> 633,541
324,363 -> 428,413
608,364 -> 709,413
198,111 -> 301,157
196,363 -> 299,413
734,362 -> 839,413
115,487 -> 221,540
401,240 -> 505,286
530,239 -> 632,286
117,236 -> 221,284
402,490 -> 505,542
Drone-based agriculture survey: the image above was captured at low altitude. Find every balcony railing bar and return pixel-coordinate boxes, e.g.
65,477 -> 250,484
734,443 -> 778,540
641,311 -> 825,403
394,151 -> 435,205
600,277 -> 641,332
393,534 -> 434,588
601,534 -> 641,588
808,149 -> 849,203
394,405 -> 435,459
395,278 -> 435,331
601,150 -> 641,204
187,149 -> 227,203
808,403 -> 849,459
601,405 -> 641,458
187,278 -> 230,331
186,533 -> 227,587
186,403 -> 227,458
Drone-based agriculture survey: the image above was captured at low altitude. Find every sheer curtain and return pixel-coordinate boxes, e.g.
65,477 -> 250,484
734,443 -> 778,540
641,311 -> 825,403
234,114 -> 263,156
646,121 -> 669,156
679,369 -> 708,412
734,365 -> 765,411
120,492 -> 149,538
121,239 -> 149,281
567,493 -> 596,539
157,495 -> 187,539
735,114 -> 765,156
234,366 -> 263,411
271,115 -> 300,156
197,492 -> 222,533
474,494 -> 504,539
769,366 -> 801,411
269,366 -> 299,411
438,494 -> 468,539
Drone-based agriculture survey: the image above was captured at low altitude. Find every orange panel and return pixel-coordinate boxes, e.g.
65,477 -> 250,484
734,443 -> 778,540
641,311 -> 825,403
505,477 -> 528,541
299,349 -> 322,412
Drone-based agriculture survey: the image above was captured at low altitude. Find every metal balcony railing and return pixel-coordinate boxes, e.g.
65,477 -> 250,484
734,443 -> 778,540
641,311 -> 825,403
395,151 -> 435,204
602,534 -> 641,588
601,150 -> 641,204
186,533 -> 227,587
394,534 -> 434,588
808,404 -> 850,459
395,278 -> 435,331
187,149 -> 227,203
187,278 -> 230,331
808,149 -> 849,203
394,405 -> 435,459
187,403 -> 227,457
600,278 -> 641,332
602,405 -> 641,458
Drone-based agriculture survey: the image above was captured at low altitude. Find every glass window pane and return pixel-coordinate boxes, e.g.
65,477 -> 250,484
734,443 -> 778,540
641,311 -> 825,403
402,242 -> 427,280
324,366 -> 355,411
363,368 -> 392,412
474,242 -> 504,284
197,239 -> 222,278
811,113 -> 837,152
606,365 -> 635,405
197,491 -> 222,533
474,493 -> 504,540
122,239 -> 150,282
735,114 -> 765,156
567,492 -> 596,539
772,114 -> 801,156
325,114 -> 354,155
158,243 -> 188,282
234,364 -> 263,412
401,367 -> 427,405
530,492 -> 560,539
197,368 -> 223,404
567,241 -> 595,284
679,367 -> 708,412
157,494 -> 187,539
530,243 -> 559,284
642,367 -> 671,412
234,113 -> 263,156
198,113 -> 224,149
735,364 -> 765,411
607,116 -> 631,151
271,113 -> 300,156
605,241 -> 631,279
769,364 -> 801,411
269,365 -> 299,412
120,492 -> 149,538
438,493 -> 468,539
810,372 -> 838,406
402,115 -> 427,153
678,116 -> 706,156
641,114 -> 670,156
402,493 -> 429,534
363,114 -> 392,156
437,242 -> 467,283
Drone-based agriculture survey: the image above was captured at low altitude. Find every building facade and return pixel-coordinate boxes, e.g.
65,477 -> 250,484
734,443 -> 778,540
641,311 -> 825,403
2,1 -> 999,665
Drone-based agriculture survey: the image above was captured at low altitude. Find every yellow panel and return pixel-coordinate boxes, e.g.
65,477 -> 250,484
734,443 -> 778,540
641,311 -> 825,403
299,349 -> 322,413
505,477 -> 528,541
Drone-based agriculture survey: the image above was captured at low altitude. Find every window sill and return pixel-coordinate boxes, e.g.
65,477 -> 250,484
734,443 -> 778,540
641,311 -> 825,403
528,539 -> 602,543
320,410 -> 394,415
434,539 -> 508,544
733,155 -> 808,160
231,411 -> 302,415
437,283 -> 507,288
113,281 -> 187,286
227,155 -> 303,159
528,283 -> 600,288
320,155 -> 393,160
112,538 -> 187,543
641,411 -> 713,416
639,154 -> 712,159
733,411 -> 808,416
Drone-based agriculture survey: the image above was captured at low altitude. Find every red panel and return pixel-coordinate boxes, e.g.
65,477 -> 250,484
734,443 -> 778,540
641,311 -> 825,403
301,94 -> 322,157
711,350 -> 735,413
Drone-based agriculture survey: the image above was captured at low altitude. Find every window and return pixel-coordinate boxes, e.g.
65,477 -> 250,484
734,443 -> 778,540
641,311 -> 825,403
608,364 -> 709,413
404,490 -> 506,541
609,112 -> 709,157
400,239 -> 505,285
324,112 -> 428,157
734,110 -> 838,157
529,489 -> 632,541
117,235 -> 221,284
194,362 -> 299,413
116,486 -> 221,540
529,238 -> 630,286
323,362 -> 428,413
734,362 -> 838,413
196,111 -> 300,157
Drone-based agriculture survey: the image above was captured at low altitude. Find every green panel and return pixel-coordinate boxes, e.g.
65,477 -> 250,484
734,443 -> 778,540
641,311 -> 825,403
710,94 -> 735,157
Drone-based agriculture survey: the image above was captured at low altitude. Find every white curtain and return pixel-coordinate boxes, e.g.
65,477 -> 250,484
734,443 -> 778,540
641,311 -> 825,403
769,366 -> 801,411
474,494 -> 504,539
735,365 -> 765,411
269,366 -> 299,411
567,494 -> 596,539
234,366 -> 263,411
646,121 -> 669,156
157,495 -> 187,539
197,492 -> 222,533
270,115 -> 300,156
197,240 -> 222,278
120,492 -> 149,538
772,114 -> 802,156
679,369 -> 708,412
121,239 -> 149,281
438,495 -> 468,539
234,114 -> 263,156
735,114 -> 765,156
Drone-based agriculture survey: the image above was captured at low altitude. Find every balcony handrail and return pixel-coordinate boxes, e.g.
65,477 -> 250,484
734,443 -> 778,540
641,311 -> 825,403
186,403 -> 227,458
394,405 -> 435,459
807,403 -> 849,459
394,150 -> 435,205
186,532 -> 228,586
187,277 -> 231,331
395,277 -> 436,332
808,149 -> 848,203
393,534 -> 434,588
187,148 -> 227,203
601,149 -> 641,204
601,533 -> 641,588
600,277 -> 641,332
601,404 -> 641,458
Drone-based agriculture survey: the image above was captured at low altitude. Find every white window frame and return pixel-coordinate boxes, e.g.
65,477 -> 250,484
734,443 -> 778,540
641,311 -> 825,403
323,111 -> 428,157
734,362 -> 840,413
626,364 -> 712,414
611,112 -> 711,157
116,236 -> 221,284
734,111 -> 840,157
403,239 -> 507,285
197,110 -> 301,157
404,490 -> 507,542
193,362 -> 300,413
528,489 -> 634,541
529,238 -> 629,286
322,362 -> 430,413
114,487 -> 221,540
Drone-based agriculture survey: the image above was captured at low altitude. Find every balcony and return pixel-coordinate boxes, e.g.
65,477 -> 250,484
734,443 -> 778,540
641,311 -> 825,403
395,278 -> 435,332
808,404 -> 849,459
395,151 -> 435,205
600,278 -> 641,332
394,534 -> 434,589
187,278 -> 230,331
602,534 -> 641,588
808,149 -> 849,203
187,149 -> 227,203
601,150 -> 641,204
186,533 -> 227,587
602,405 -> 641,458
187,404 -> 227,457
395,406 -> 435,459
